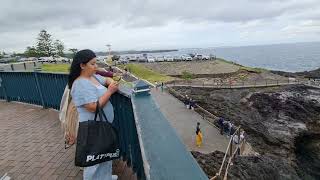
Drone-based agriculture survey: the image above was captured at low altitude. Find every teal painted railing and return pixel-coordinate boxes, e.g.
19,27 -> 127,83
0,71 -> 208,180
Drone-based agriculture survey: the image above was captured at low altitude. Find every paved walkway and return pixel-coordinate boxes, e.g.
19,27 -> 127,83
151,89 -> 229,153
0,101 -> 82,180
0,101 -> 137,180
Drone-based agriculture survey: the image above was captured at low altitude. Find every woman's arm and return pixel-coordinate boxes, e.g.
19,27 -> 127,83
83,82 -> 119,112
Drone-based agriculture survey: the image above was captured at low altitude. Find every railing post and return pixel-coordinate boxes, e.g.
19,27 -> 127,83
237,128 -> 241,155
0,71 -> 9,102
23,62 -> 27,70
34,71 -> 46,108
229,137 -> 233,156
10,64 -> 14,71
33,61 -> 36,67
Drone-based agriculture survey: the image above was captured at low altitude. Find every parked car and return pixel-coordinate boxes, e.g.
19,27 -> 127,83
156,56 -> 165,62
173,56 -> 181,61
119,57 -> 129,64
147,56 -> 155,62
181,55 -> 192,61
55,57 -> 68,62
137,55 -> 147,62
129,55 -> 137,61
19,58 -> 28,62
194,54 -> 203,60
27,57 -> 37,61
164,56 -> 174,62
202,55 -> 210,60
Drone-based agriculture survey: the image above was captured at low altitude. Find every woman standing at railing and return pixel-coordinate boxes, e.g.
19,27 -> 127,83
68,49 -> 119,180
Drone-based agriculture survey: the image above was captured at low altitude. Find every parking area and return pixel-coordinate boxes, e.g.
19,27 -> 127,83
116,54 -> 217,64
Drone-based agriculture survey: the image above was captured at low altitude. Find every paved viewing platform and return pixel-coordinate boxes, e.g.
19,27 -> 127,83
151,89 -> 229,153
0,101 -> 82,179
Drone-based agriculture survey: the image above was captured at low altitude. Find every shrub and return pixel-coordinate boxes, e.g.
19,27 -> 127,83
181,71 -> 194,80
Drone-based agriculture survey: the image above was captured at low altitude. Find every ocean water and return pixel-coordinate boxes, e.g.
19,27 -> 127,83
124,42 -> 320,72
212,42 -> 320,72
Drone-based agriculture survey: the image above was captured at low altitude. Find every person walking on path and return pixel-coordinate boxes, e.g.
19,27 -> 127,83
195,122 -> 203,147
218,117 -> 224,135
190,98 -> 195,110
161,82 -> 164,92
184,95 -> 190,109
68,49 -> 119,180
155,81 -> 158,90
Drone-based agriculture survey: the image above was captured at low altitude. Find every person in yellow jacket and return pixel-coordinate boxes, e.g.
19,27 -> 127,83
196,122 -> 203,147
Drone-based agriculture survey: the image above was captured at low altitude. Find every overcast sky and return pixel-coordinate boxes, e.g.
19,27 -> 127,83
1,0 -> 320,52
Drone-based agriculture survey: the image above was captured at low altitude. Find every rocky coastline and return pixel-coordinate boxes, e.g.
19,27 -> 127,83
172,84 -> 320,179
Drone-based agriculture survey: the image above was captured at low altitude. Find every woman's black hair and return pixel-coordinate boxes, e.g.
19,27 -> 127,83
68,49 -> 96,89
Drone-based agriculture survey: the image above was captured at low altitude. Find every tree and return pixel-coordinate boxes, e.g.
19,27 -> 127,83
36,30 -> 54,57
112,55 -> 120,61
54,40 -> 65,57
24,46 -> 38,57
69,48 -> 78,58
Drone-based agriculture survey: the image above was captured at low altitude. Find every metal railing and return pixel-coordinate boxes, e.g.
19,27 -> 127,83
211,127 -> 246,180
0,71 -> 208,180
168,79 -> 304,89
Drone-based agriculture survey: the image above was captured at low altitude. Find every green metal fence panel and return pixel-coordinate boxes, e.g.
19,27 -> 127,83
0,76 -> 5,99
0,72 -> 42,105
36,73 -> 68,109
110,92 -> 146,179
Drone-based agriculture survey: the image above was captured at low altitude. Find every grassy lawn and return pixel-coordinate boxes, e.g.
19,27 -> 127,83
41,64 -> 70,73
239,66 -> 267,73
118,63 -> 174,83
217,58 -> 267,73
216,58 -> 240,66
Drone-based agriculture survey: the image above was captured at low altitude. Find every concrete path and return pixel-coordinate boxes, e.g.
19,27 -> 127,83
151,89 -> 229,153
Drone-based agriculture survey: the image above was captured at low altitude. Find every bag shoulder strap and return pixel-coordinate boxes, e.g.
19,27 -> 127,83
94,100 -> 100,121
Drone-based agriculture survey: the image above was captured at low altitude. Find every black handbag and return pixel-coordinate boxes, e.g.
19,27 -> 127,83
75,101 -> 121,167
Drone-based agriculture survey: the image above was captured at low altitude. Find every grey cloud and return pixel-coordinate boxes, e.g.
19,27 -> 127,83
0,0 -> 319,32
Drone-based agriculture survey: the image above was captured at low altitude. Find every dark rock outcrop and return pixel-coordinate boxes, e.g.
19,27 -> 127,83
191,151 -> 225,179
174,85 -> 320,179
228,156 -> 300,180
